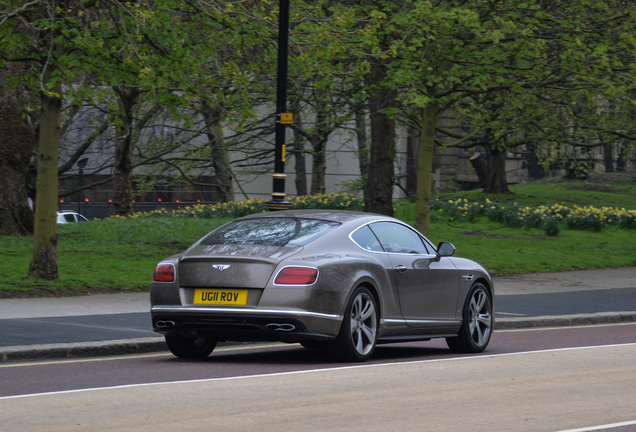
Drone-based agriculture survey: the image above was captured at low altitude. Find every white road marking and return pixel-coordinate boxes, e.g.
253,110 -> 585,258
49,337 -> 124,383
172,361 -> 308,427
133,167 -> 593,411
1,342 -> 635,401
555,420 -> 636,432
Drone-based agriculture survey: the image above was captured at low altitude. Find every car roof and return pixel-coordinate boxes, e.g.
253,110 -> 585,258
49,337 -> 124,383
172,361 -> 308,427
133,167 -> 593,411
235,209 -> 395,225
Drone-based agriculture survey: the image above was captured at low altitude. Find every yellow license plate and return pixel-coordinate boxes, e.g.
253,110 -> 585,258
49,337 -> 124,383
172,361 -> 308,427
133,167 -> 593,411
193,289 -> 248,305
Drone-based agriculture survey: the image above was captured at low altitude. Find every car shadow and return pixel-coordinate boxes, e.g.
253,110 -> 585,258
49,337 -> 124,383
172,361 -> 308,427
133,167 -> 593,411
163,341 -> 456,366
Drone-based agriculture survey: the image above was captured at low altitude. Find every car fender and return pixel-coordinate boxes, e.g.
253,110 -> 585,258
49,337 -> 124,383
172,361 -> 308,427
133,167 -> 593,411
150,256 -> 182,306
447,257 -> 494,316
312,255 -> 400,323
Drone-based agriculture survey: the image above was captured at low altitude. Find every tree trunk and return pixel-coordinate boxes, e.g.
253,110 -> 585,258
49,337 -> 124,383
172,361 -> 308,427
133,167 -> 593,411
414,103 -> 440,236
0,98 -> 35,235
289,99 -> 307,196
526,143 -> 545,180
307,107 -> 333,196
355,109 -> 369,194
309,133 -> 328,195
616,143 -> 627,172
483,145 -> 511,194
309,110 -> 330,196
112,86 -> 141,216
291,126 -> 307,196
469,153 -> 488,187
364,61 -> 396,216
29,64 -> 62,280
200,101 -> 234,203
603,143 -> 614,173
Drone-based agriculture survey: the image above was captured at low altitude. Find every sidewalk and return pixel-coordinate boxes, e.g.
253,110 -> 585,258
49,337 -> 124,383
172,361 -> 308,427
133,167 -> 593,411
1,267 -> 635,362
494,266 -> 636,330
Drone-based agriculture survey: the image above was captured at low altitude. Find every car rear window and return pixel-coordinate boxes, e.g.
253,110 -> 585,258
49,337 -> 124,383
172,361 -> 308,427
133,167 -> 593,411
200,217 -> 340,247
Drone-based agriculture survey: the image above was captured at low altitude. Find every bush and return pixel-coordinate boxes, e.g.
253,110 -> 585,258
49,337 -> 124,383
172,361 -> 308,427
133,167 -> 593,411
114,193 -> 635,234
619,210 -> 636,229
542,217 -> 561,237
431,199 -> 635,233
113,193 -> 364,220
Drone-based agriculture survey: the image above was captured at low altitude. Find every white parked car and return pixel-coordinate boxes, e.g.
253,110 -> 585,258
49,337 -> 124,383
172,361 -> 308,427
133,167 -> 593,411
57,211 -> 89,224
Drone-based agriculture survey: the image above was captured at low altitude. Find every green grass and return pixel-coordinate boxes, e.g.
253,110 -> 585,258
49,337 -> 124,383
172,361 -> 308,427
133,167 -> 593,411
0,217 -> 231,298
396,172 -> 636,274
1,173 -> 635,298
441,172 -> 636,209
401,218 -> 636,276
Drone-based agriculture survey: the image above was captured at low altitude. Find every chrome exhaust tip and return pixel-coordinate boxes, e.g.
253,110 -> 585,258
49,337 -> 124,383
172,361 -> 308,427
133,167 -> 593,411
266,323 -> 297,332
155,320 -> 177,329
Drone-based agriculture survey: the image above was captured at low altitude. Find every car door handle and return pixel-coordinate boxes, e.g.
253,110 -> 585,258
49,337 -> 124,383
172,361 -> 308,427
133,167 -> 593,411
395,265 -> 407,273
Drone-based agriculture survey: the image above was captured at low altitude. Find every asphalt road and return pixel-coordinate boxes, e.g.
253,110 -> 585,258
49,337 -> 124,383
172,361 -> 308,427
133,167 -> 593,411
0,267 -> 634,363
0,288 -> 634,347
1,324 -> 634,431
0,313 -> 154,346
496,287 -> 636,316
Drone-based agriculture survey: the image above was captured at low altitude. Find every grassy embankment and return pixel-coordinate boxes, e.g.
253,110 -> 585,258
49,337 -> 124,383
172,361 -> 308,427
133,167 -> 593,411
1,173 -> 635,298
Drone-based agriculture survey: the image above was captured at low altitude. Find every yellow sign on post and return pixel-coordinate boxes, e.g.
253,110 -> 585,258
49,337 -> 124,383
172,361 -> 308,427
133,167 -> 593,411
280,113 -> 293,124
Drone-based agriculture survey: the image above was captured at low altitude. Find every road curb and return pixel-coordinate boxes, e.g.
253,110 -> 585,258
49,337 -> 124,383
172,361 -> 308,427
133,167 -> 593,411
0,337 -> 166,363
495,311 -> 636,329
1,312 -> 635,363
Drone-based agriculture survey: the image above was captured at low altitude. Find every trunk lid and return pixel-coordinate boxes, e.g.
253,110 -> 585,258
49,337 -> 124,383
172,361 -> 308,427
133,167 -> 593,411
178,244 -> 302,288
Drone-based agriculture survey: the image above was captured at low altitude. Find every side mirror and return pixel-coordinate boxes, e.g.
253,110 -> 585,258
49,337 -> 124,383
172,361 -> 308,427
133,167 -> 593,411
436,242 -> 456,259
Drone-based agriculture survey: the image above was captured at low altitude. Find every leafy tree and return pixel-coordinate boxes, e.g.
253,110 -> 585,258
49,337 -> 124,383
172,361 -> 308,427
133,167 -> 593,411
199,99 -> 235,203
313,0 -> 403,215
134,1 -> 276,204
370,0 -> 635,234
0,65 -> 34,235
0,0 -> 71,279
0,0 -> 210,278
286,72 -> 364,195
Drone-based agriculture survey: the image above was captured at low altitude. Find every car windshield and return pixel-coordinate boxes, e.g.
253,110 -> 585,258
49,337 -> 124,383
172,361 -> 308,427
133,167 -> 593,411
200,217 -> 340,247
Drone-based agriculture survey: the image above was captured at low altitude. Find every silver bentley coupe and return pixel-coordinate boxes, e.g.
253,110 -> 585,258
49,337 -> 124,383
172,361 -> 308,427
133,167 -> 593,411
150,210 -> 494,362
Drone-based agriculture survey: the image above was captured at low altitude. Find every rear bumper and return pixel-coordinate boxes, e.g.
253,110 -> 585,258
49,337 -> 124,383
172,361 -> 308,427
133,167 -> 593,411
151,306 -> 342,343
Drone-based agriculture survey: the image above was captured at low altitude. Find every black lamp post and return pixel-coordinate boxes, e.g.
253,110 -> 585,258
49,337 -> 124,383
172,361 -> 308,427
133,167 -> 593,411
266,0 -> 292,211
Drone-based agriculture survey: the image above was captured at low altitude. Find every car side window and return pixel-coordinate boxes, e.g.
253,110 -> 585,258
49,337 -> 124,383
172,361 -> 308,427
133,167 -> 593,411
350,225 -> 384,252
368,222 -> 431,254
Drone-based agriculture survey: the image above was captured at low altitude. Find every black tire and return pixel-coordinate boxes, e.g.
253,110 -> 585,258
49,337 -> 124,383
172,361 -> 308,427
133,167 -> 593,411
446,282 -> 493,353
165,334 -> 217,359
330,286 -> 378,362
300,341 -> 329,350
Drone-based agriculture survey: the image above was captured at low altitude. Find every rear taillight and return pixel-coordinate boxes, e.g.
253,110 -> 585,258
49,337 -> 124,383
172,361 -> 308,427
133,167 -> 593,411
274,266 -> 318,285
153,263 -> 175,282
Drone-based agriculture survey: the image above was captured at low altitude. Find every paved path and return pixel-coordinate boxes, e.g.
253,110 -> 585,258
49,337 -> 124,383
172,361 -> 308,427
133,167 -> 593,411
0,267 -> 634,362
